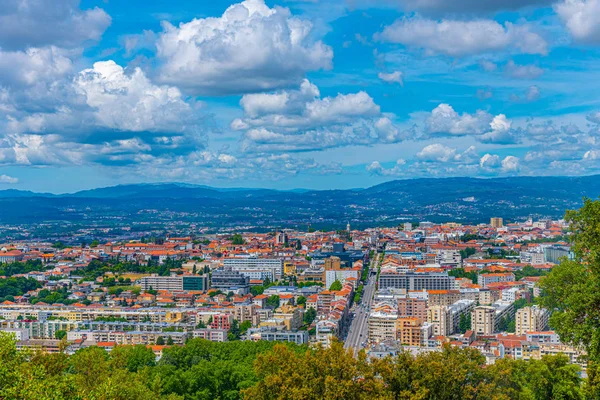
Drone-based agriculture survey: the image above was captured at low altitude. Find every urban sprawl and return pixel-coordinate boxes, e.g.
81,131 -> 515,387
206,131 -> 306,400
0,217 -> 583,372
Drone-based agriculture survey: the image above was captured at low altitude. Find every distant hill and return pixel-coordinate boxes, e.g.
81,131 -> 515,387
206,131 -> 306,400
1,176 -> 599,228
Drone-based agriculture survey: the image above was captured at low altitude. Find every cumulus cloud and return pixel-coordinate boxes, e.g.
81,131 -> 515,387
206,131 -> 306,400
378,17 -> 547,57
0,0 -> 111,51
555,0 -> 600,44
378,71 -> 404,85
366,158 -> 406,176
505,60 -> 544,79
501,155 -> 520,172
7,61 -> 203,142
233,80 -> 405,152
416,143 -> 477,163
0,175 -> 18,184
480,115 -> 520,144
425,104 -> 492,136
479,153 -> 501,169
584,150 -> 600,160
155,0 -> 333,95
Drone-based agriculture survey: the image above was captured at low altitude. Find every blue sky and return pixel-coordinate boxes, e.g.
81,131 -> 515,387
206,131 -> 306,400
1,0 -> 600,193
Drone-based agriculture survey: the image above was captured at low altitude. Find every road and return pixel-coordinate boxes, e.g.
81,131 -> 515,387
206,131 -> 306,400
344,252 -> 379,355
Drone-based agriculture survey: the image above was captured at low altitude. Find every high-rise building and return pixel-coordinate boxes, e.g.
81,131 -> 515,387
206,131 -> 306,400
368,312 -> 398,343
378,272 -> 456,291
224,258 -> 284,280
397,297 -> 428,323
471,306 -> 496,335
211,269 -> 250,293
490,217 -> 504,228
396,317 -> 423,346
138,274 -> 208,292
515,306 -> 550,335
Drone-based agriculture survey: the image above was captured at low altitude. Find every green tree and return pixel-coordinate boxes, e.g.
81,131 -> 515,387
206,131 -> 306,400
296,295 -> 307,306
156,337 -> 165,346
539,198 -> 600,397
458,313 -> 471,334
55,330 -> 67,340
232,234 -> 245,245
266,295 -> 280,309
166,337 -> 174,346
303,307 -> 317,326
329,280 -> 342,291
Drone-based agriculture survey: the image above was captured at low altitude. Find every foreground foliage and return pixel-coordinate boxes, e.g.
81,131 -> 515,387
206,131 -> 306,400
0,333 -> 585,400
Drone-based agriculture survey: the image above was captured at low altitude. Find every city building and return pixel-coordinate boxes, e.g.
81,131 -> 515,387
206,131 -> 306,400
378,272 -> 456,291
516,306 -> 550,335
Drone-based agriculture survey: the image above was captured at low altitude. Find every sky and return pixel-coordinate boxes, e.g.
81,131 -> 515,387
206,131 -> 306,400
1,0 -> 600,193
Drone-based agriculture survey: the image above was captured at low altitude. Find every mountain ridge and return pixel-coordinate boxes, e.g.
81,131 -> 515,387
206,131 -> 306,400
1,175 -> 600,228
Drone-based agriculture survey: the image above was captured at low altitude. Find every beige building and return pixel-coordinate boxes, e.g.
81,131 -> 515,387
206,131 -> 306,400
515,306 -> 549,335
396,317 -> 423,346
427,305 -> 452,337
471,306 -> 496,335
368,312 -> 398,343
490,217 -> 503,228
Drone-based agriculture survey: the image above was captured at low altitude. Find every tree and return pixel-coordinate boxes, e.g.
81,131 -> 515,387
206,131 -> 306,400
329,280 -> 342,291
539,198 -> 600,396
110,344 -> 156,372
90,240 -> 100,248
242,340 -> 386,400
55,330 -> 67,340
166,337 -> 174,346
266,295 -> 280,309
232,234 -> 245,245
303,307 -> 317,326
458,313 -> 471,334
156,337 -> 165,345
296,296 -> 307,306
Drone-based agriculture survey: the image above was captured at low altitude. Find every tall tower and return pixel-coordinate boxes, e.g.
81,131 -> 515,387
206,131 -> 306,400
346,222 -> 351,232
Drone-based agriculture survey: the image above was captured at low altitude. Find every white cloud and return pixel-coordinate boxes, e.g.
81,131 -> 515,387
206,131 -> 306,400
233,80 -> 403,152
505,60 -> 544,79
479,153 -> 501,169
0,0 -> 111,50
74,61 -> 195,134
7,60 -> 201,141
416,143 -> 458,162
378,71 -> 404,85
426,104 -> 492,136
501,155 -> 520,172
0,175 -> 18,184
366,158 -> 406,176
584,150 -> 600,160
480,114 -> 519,144
155,0 -> 333,95
555,0 -> 600,44
378,17 -> 547,57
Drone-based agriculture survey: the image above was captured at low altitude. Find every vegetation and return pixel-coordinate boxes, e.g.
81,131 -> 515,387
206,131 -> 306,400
0,259 -> 45,277
0,277 -> 42,299
459,247 -> 477,259
539,198 -> 600,397
231,234 -> 245,245
329,280 -> 342,291
0,326 -> 588,399
514,265 -> 549,281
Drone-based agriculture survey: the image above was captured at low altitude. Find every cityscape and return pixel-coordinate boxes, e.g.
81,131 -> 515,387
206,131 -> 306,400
0,216 -> 587,380
3,0 -> 600,398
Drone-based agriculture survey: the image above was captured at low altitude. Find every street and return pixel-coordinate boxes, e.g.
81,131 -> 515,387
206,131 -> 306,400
344,251 -> 379,355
